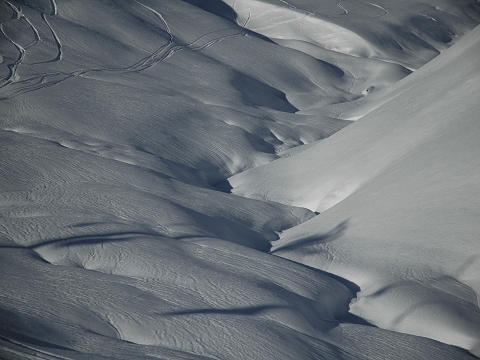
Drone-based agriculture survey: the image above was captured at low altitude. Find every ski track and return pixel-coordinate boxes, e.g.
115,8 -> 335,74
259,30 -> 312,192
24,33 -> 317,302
364,2 -> 389,18
134,0 -> 174,43
0,1 -> 249,100
336,1 -> 389,17
23,15 -> 41,50
278,0 -> 297,10
40,12 -> 62,63
243,12 -> 251,28
0,1 -> 25,87
0,29 -> 24,87
336,2 -> 349,15
51,0 -> 58,16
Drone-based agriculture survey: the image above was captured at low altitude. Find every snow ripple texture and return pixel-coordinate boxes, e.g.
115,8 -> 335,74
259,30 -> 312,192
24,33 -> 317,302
0,0 -> 479,359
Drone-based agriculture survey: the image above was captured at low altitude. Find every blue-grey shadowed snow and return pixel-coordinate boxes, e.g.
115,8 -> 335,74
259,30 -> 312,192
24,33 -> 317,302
0,310 -> 74,351
0,232 -> 158,249
161,304 -> 287,317
180,0 -> 237,22
1,1 -> 480,359
180,0 -> 276,43
231,74 -> 299,113
214,179 -> 233,193
271,220 -> 349,253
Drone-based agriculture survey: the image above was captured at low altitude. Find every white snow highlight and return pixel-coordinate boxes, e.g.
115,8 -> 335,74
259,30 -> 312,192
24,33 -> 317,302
1,0 -> 479,359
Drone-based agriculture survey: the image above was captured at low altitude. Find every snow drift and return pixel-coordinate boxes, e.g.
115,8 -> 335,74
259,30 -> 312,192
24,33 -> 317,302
230,21 -> 480,356
1,0 -> 479,359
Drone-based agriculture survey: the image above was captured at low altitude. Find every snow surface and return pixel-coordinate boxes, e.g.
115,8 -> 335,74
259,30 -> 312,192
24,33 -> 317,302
0,0 -> 479,359
230,12 -> 480,357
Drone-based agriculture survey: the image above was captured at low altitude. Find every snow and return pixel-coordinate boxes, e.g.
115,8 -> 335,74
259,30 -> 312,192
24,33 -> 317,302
0,0 -> 479,359
230,17 -> 480,357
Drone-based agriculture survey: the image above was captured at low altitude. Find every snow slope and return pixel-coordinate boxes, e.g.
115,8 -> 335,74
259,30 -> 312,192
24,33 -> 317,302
230,22 -> 480,355
226,0 -> 480,68
1,0 -> 479,359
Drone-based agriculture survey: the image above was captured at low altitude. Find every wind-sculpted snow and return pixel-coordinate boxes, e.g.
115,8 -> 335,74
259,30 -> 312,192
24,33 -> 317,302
230,23 -> 480,356
227,0 -> 480,68
1,0 -> 479,359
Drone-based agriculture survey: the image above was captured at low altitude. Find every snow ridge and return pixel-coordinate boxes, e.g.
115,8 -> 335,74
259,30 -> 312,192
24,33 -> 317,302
1,0 -> 479,359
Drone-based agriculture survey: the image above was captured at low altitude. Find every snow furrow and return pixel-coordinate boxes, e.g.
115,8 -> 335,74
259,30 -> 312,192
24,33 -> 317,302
365,2 -> 388,16
0,336 -> 71,360
336,2 -> 349,15
0,23 -> 25,88
134,0 -> 174,44
50,0 -> 58,16
40,13 -> 62,62
1,1 -> 480,359
22,14 -> 41,50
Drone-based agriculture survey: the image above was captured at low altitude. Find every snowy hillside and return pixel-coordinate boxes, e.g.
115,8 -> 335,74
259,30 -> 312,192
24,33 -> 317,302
1,0 -> 479,359
230,23 -> 480,354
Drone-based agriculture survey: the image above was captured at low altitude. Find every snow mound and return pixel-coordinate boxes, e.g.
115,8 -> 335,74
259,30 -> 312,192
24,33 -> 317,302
1,0 -> 480,358
231,24 -> 480,355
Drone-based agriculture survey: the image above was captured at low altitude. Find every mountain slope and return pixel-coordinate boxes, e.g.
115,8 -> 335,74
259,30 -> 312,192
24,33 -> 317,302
230,24 -> 480,355
1,0 -> 479,359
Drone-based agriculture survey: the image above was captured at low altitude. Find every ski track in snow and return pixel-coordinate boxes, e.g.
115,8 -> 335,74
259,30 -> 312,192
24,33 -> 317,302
336,2 -> 349,15
365,2 -> 388,17
39,12 -> 62,63
0,24 -> 246,100
336,1 -> 389,18
0,0 -> 248,99
0,2 -> 25,87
